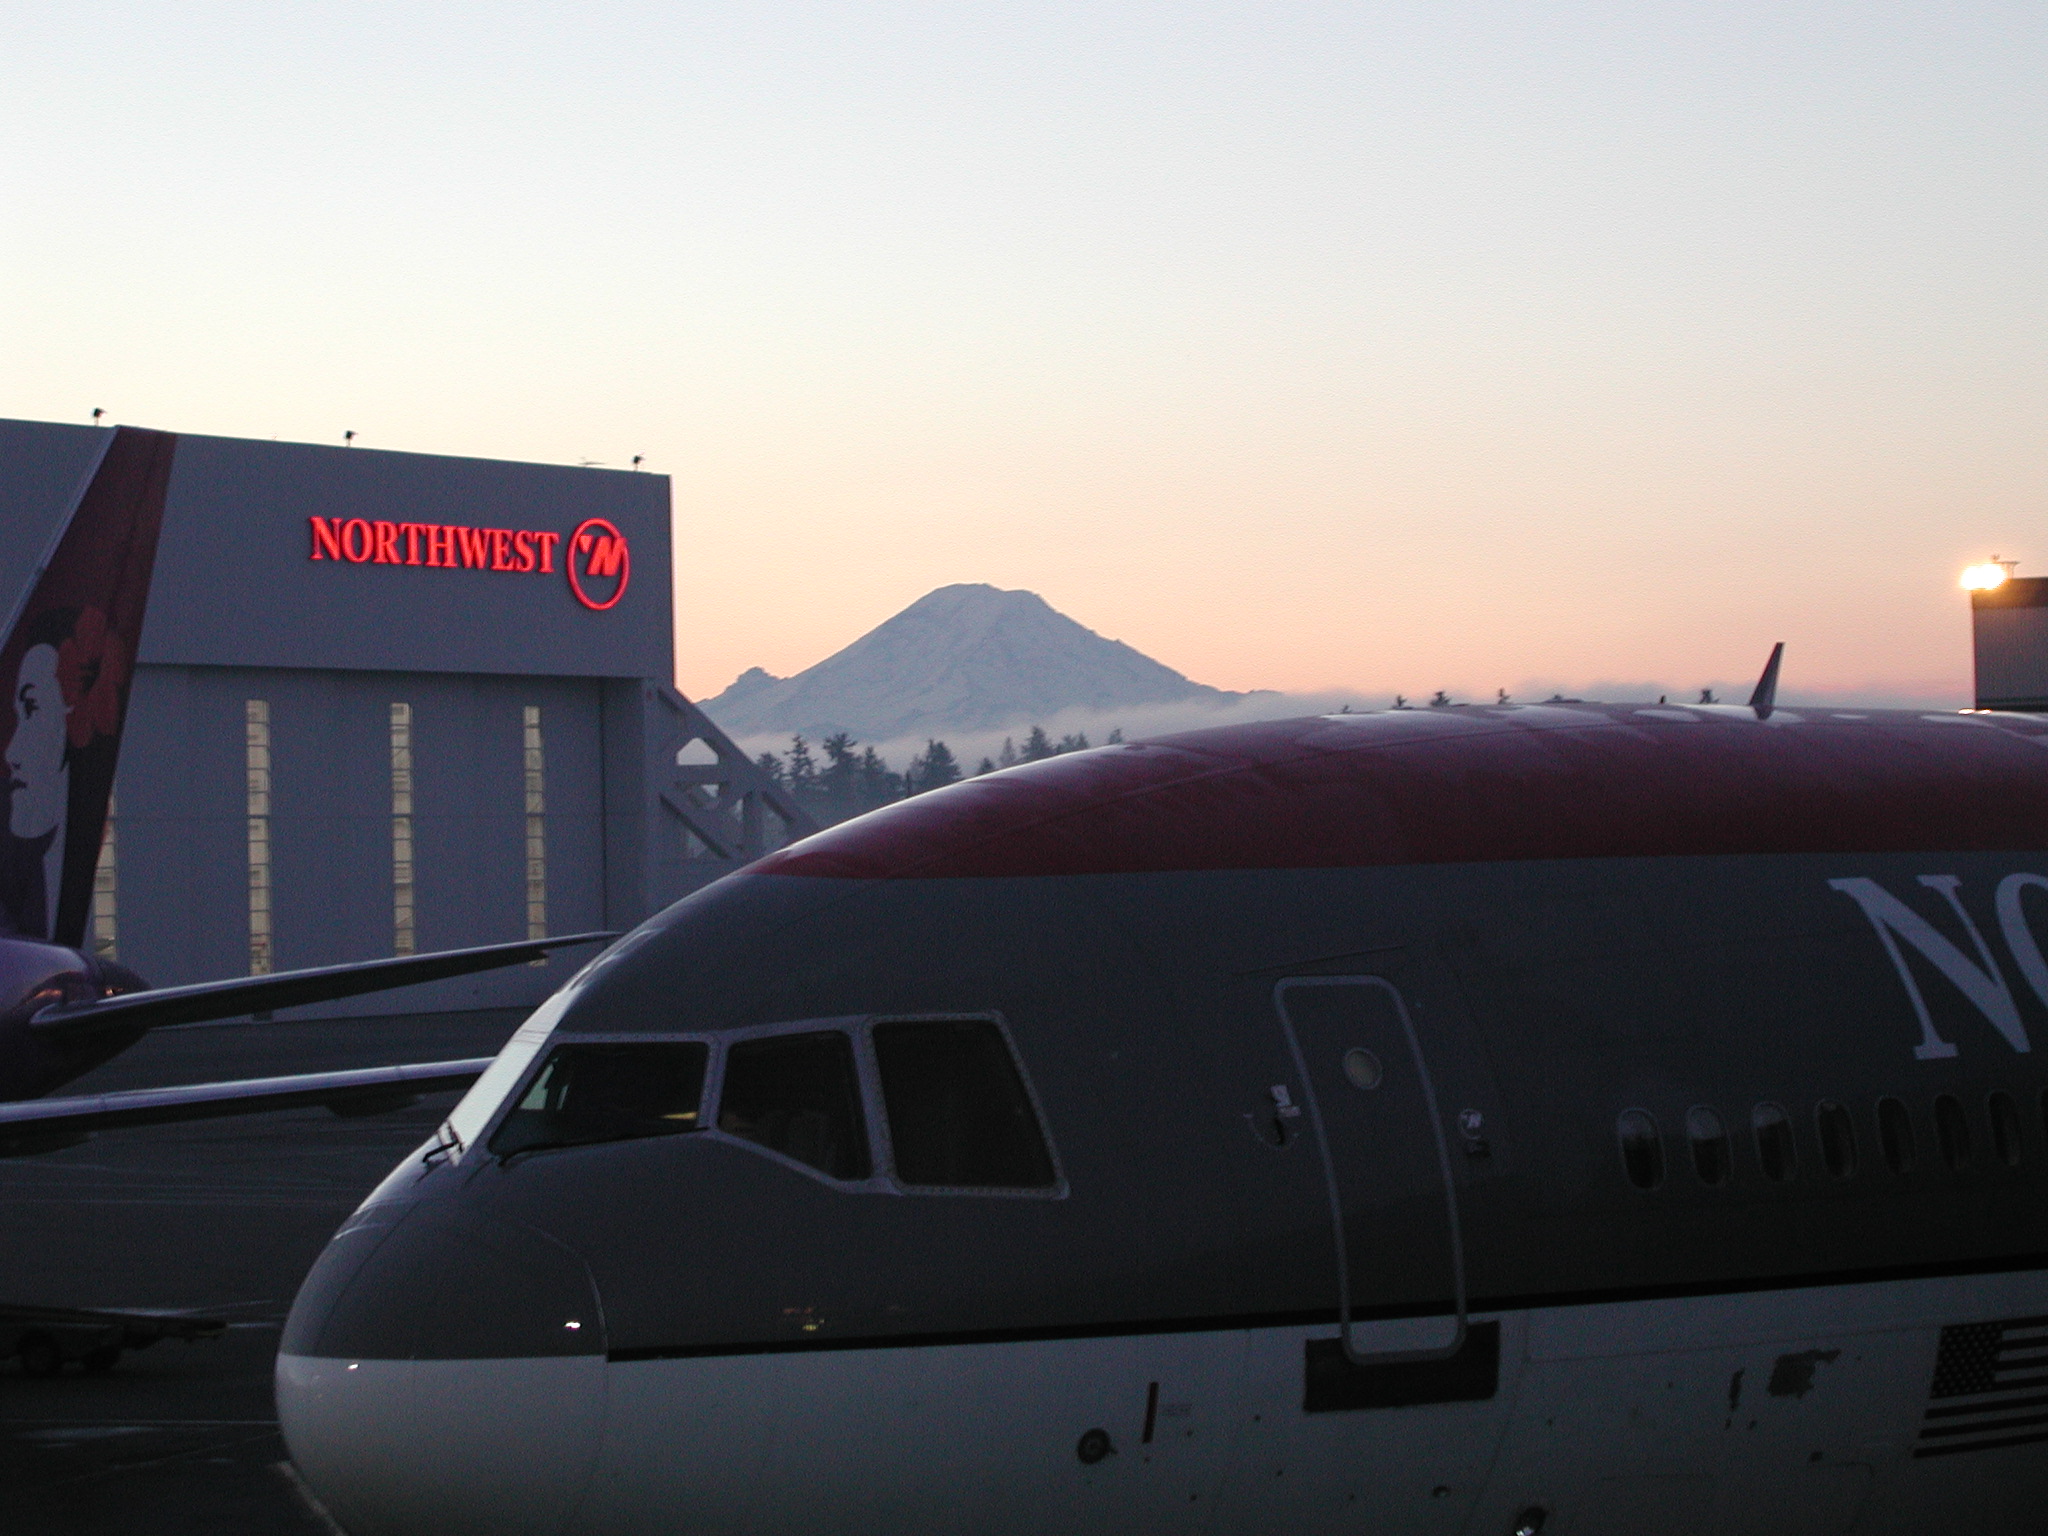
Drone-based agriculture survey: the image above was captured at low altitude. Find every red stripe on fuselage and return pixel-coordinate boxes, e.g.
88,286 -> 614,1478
754,706 -> 2048,881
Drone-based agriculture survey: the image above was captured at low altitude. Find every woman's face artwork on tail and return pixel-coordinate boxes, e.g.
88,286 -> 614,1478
9,644 -> 68,842
0,428 -> 174,946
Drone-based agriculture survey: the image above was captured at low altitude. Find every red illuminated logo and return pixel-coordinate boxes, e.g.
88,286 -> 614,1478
307,513 -> 632,615
567,518 -> 630,611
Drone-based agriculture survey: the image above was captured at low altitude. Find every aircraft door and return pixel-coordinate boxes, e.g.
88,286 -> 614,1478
1275,976 -> 1466,1363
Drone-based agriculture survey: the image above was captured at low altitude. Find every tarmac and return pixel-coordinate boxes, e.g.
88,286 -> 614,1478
0,1007 -> 526,1534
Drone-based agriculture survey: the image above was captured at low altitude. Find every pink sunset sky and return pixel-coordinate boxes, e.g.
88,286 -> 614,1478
4,3 -> 2041,709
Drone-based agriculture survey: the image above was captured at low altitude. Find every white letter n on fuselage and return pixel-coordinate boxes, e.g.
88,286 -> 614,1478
1830,876 -> 2030,1060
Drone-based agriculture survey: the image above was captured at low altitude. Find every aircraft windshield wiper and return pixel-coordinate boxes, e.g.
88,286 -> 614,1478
427,1119 -> 466,1165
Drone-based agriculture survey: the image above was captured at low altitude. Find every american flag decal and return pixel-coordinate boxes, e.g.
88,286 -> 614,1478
1916,1315 -> 2048,1459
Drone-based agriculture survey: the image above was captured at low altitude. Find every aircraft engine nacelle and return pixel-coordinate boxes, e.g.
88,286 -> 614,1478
0,938 -> 148,1117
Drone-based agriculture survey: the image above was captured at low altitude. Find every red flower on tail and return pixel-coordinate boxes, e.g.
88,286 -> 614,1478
56,607 -> 129,750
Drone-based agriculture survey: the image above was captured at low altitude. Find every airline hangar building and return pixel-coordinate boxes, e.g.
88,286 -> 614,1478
0,420 -> 800,1012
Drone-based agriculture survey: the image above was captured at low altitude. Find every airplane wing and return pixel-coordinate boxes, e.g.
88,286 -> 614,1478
0,1301 -> 229,1374
30,931 -> 614,1042
0,1056 -> 493,1156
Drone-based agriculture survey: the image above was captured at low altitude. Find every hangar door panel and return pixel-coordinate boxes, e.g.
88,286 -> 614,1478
1276,977 -> 1466,1362
409,673 -> 607,954
111,665 -> 607,992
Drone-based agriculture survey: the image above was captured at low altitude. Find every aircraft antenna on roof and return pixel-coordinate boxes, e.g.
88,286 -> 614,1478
1749,642 -> 1785,720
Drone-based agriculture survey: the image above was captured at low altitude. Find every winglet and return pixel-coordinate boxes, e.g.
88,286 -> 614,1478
1749,642 -> 1785,719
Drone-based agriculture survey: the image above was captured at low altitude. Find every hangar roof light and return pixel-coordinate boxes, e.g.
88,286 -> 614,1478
1962,561 -> 2013,591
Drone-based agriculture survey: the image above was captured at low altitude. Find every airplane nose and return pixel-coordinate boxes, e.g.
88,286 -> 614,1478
277,1200 -> 608,1536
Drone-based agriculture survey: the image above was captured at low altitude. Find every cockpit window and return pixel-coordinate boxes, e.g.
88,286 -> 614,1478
717,1030 -> 871,1181
490,1041 -> 708,1158
873,1019 -> 1056,1189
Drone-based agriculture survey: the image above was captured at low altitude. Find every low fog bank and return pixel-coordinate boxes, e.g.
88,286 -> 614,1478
731,676 -> 1968,779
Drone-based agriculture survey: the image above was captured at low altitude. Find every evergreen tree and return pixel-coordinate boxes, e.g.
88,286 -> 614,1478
819,732 -> 860,821
906,739 -> 962,795
785,735 -> 818,804
975,757 -> 996,776
857,746 -> 900,808
1056,732 -> 1090,754
997,737 -> 1018,769
753,751 -> 784,786
1107,728 -> 1123,744
1020,725 -> 1055,762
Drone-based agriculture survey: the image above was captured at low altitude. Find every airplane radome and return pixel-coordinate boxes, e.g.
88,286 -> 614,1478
280,703 -> 2048,1536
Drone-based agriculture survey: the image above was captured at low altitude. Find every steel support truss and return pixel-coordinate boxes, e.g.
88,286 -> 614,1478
602,681 -> 818,925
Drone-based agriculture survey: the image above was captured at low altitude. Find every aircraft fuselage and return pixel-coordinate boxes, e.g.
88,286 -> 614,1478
279,704 -> 2048,1535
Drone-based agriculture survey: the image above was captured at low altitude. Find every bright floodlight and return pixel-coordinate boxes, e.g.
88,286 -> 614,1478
1962,562 -> 2010,591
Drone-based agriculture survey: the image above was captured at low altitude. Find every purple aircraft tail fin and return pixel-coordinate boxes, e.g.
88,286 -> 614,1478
0,427 -> 176,948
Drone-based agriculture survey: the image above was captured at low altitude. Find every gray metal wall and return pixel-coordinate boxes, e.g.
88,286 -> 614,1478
1974,578 -> 2048,712
115,664 -> 609,1010
0,418 -> 673,681
3,419 -> 811,1016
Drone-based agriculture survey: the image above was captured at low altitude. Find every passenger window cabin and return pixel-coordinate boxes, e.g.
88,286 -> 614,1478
1934,1094 -> 1972,1172
1687,1106 -> 1732,1186
1990,1091 -> 2023,1168
1616,1091 -> 2042,1192
1878,1096 -> 1915,1175
1616,1109 -> 1664,1191
1752,1102 -> 1796,1182
1815,1100 -> 1857,1179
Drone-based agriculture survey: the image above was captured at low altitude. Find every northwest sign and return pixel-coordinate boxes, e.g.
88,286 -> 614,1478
566,517 -> 630,611
307,515 -> 630,612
